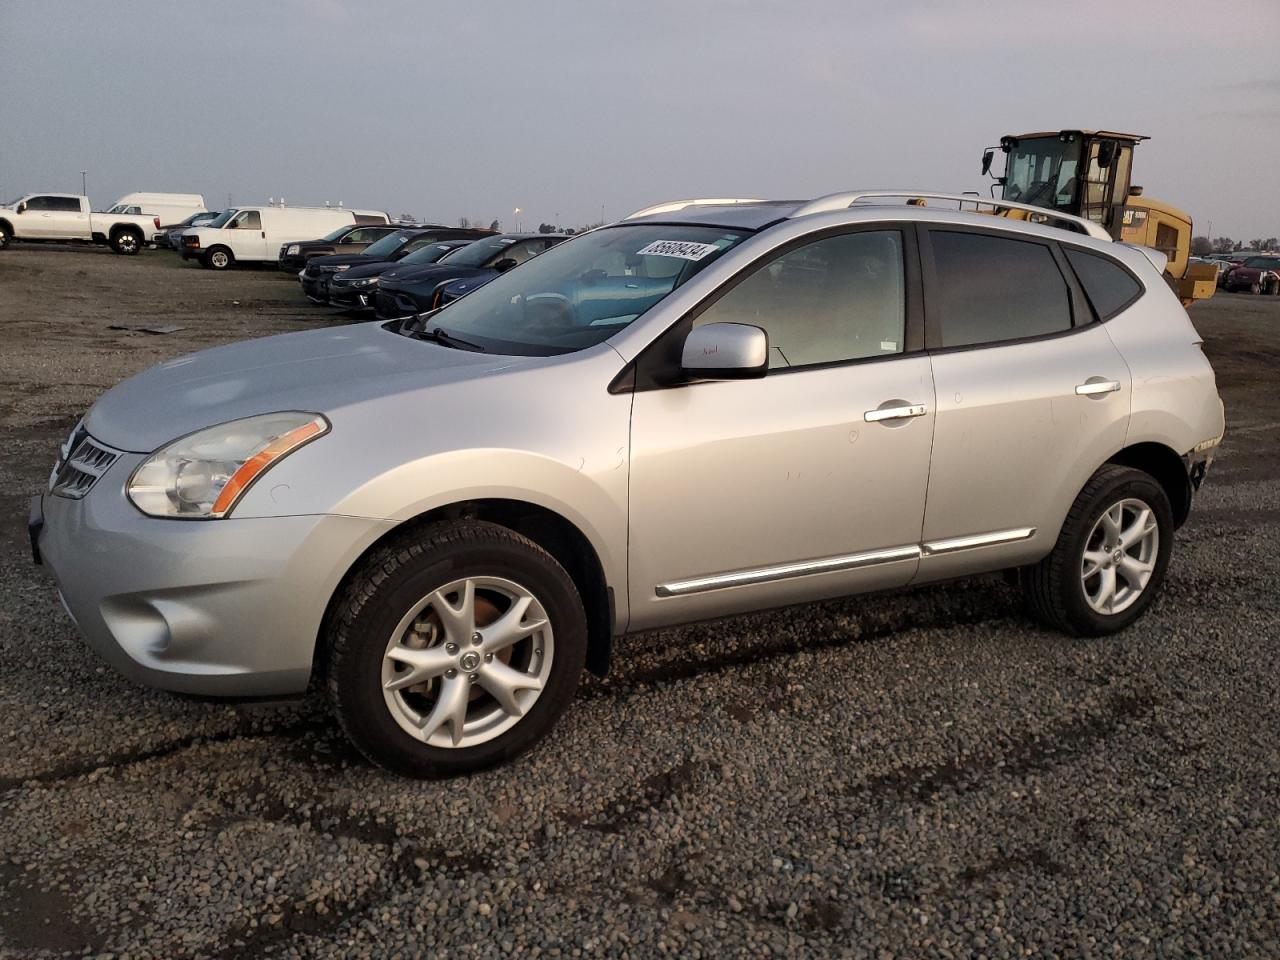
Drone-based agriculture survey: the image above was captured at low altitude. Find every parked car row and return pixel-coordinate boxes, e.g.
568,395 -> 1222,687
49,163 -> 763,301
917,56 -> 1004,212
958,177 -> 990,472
288,224 -> 571,315
1222,254 -> 1280,295
177,205 -> 393,270
0,193 -> 176,254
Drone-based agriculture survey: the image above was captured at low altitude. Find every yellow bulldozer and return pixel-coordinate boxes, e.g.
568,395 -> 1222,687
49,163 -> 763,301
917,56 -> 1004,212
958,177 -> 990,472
978,129 -> 1216,305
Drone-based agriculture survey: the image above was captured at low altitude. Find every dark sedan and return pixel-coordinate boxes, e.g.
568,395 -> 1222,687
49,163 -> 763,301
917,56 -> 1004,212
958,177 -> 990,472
277,222 -> 409,272
299,227 -> 492,303
327,238 -> 476,311
373,234 -> 568,320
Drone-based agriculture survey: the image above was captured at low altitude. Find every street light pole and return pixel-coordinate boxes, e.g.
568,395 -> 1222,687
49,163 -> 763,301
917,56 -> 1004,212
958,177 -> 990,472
81,171 -> 87,196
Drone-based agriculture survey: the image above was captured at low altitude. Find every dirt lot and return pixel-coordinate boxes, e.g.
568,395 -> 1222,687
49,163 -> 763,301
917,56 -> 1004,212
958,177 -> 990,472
1,245 -> 1277,958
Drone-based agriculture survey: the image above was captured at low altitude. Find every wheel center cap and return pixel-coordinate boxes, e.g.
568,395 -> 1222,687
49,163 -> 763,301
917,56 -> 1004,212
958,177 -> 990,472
459,651 -> 481,672
1112,549 -> 1124,563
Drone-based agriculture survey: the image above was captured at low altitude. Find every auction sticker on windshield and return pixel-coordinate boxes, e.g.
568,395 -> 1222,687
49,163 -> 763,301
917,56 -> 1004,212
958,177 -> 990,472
637,240 -> 721,261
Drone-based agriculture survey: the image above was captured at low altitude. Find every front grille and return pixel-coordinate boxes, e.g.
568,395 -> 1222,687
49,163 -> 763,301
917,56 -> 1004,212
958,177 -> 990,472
49,428 -> 120,500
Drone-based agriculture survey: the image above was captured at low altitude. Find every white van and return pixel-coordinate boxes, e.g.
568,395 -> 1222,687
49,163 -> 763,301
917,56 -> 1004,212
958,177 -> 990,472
179,206 -> 389,270
107,193 -> 207,228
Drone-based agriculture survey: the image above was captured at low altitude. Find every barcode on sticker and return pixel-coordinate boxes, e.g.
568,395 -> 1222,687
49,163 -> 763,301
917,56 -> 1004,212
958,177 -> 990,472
637,240 -> 720,261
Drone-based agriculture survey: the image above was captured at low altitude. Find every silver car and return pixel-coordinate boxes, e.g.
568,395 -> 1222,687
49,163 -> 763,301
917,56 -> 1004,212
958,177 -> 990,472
32,191 -> 1225,776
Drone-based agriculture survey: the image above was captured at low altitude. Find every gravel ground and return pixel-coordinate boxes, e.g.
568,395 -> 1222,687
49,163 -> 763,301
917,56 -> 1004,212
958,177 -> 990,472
1,245 -> 1277,959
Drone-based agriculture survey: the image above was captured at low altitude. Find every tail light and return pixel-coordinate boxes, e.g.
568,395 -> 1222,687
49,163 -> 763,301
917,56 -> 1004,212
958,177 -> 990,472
154,217 -> 161,229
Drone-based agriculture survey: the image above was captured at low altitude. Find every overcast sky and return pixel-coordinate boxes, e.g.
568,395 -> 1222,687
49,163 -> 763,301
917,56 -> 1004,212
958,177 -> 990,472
2,0 -> 1277,238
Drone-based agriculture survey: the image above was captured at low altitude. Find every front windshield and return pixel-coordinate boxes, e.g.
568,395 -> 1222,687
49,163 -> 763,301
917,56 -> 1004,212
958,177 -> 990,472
1243,256 -> 1280,269
362,230 -> 413,258
320,225 -> 352,242
205,209 -> 239,228
401,241 -> 466,265
417,224 -> 749,356
1002,137 -> 1083,211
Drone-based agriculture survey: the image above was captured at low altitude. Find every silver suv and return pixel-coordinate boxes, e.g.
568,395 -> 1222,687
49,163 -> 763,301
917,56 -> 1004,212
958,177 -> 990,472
32,192 -> 1224,776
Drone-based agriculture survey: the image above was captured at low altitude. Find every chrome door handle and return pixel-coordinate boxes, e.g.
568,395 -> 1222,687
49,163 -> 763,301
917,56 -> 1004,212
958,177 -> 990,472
1075,379 -> 1121,397
864,403 -> 927,423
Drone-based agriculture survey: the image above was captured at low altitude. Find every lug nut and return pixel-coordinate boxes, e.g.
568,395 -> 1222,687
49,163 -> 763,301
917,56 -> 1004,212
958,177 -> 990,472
484,653 -> 493,662
445,642 -> 458,655
445,668 -> 457,678
468,673 -> 478,682
471,631 -> 483,645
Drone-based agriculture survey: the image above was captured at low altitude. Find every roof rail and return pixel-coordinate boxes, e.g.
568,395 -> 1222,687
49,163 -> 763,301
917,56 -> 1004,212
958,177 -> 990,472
789,190 -> 1112,241
624,198 -> 766,220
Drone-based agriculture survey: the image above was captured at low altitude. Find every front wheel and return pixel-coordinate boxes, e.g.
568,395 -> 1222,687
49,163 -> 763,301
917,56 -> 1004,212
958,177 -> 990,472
325,520 -> 587,777
203,247 -> 233,270
1021,465 -> 1173,636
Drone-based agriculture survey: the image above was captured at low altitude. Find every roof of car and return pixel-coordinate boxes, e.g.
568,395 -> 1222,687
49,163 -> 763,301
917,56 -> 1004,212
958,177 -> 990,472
621,192 -> 1114,242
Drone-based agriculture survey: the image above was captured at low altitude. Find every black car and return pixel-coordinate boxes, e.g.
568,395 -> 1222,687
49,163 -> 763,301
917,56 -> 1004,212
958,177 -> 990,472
327,238 -> 477,311
374,234 -> 569,320
158,210 -> 220,250
299,227 -> 491,303
277,221 -> 409,272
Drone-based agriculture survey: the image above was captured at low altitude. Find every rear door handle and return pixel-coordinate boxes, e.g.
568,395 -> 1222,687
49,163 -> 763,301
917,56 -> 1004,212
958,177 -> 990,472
1075,378 -> 1121,397
864,403 -> 927,423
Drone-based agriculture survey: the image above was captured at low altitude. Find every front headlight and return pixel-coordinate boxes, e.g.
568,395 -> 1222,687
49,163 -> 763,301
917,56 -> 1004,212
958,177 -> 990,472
127,412 -> 329,518
333,265 -> 350,272
345,277 -> 378,288
287,244 -> 300,255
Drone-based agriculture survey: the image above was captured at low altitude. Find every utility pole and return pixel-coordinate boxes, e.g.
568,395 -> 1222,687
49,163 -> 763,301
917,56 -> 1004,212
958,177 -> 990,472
80,171 -> 87,196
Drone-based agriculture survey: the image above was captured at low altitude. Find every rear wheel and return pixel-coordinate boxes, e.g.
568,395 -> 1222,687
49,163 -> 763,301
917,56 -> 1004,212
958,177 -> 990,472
326,520 -> 587,777
111,228 -> 142,255
0,225 -> 11,250
1022,465 -> 1173,636
204,247 -> 233,270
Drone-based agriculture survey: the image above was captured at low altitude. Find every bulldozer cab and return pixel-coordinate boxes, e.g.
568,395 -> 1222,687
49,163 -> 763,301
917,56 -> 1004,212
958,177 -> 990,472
987,130 -> 1144,240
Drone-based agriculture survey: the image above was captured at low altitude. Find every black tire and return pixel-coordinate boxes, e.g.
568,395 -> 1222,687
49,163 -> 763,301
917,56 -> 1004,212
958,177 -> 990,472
325,520 -> 587,777
1021,465 -> 1174,637
0,224 -> 11,250
111,228 -> 143,255
1249,281 -> 1262,295
203,247 -> 233,270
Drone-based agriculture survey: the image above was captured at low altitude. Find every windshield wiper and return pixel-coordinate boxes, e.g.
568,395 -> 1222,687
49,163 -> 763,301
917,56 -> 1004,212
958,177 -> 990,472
414,323 -> 485,352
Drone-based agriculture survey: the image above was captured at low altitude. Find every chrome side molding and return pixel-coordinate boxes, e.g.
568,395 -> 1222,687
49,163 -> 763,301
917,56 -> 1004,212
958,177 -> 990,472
655,545 -> 920,597
654,526 -> 1038,597
920,527 -> 1036,555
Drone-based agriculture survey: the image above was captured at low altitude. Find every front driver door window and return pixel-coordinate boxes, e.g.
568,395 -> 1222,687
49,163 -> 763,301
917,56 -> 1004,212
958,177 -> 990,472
626,228 -> 936,630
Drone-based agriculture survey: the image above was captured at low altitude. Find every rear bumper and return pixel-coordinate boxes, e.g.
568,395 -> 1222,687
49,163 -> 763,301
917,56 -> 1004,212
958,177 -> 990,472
35,471 -> 392,698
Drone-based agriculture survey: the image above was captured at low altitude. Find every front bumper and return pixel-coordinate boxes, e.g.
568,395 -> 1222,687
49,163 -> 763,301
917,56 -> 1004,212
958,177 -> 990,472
328,283 -> 377,309
300,273 -> 331,302
33,463 -> 392,698
374,288 -> 425,320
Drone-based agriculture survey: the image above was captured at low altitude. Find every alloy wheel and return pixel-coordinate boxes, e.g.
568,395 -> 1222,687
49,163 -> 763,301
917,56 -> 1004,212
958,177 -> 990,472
1080,497 -> 1159,615
380,576 -> 553,748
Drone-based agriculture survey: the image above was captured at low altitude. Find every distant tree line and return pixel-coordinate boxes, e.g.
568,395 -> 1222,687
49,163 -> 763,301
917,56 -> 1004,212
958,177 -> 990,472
1192,236 -> 1279,256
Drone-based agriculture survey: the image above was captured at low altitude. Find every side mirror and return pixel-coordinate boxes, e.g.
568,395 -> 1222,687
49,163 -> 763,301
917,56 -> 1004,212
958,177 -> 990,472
16,202 -> 26,214
493,257 -> 518,273
981,149 -> 994,176
681,322 -> 768,380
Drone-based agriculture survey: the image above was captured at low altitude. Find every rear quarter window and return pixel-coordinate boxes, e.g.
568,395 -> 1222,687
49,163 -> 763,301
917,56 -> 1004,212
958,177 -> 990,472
1064,248 -> 1142,320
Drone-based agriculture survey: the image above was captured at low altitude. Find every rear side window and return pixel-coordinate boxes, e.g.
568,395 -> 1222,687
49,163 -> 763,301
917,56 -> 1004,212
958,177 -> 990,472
929,231 -> 1072,348
54,197 -> 84,212
1065,248 -> 1141,320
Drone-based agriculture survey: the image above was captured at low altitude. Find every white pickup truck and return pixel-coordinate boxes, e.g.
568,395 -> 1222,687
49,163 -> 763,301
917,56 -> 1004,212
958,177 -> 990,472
0,193 -> 161,254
